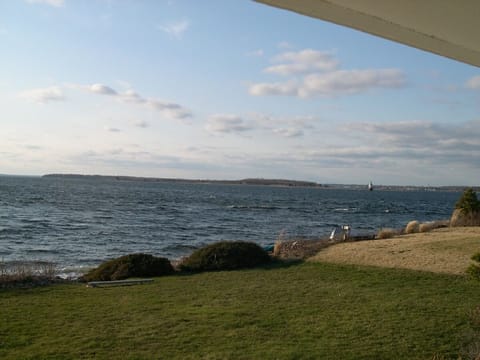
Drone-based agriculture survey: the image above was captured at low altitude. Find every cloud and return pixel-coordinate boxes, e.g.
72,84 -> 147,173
89,83 -> 118,96
277,41 -> 293,49
246,49 -> 264,57
466,75 -> 480,90
265,49 -> 339,75
252,113 -> 315,138
133,119 -> 149,128
158,19 -> 189,38
249,80 -> 298,96
146,99 -> 192,119
121,90 -> 145,104
249,48 -> 405,98
249,69 -> 405,97
25,0 -> 64,7
204,112 -> 314,138
300,69 -> 405,97
273,128 -> 304,138
338,120 -> 480,167
104,126 -> 121,132
205,114 -> 253,134
86,83 -> 192,120
19,86 -> 65,103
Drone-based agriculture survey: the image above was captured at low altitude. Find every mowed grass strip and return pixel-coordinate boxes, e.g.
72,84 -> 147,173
1,262 -> 479,359
311,227 -> 480,275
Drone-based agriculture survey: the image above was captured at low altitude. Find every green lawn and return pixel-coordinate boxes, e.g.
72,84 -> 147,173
1,262 -> 479,359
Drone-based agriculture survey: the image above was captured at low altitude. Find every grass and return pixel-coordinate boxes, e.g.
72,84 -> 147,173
312,227 -> 480,275
1,261 -> 480,359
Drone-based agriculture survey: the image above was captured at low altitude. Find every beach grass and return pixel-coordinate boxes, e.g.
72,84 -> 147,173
1,261 -> 480,359
311,227 -> 480,275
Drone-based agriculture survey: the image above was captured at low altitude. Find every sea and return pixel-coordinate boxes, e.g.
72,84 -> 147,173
0,175 -> 461,277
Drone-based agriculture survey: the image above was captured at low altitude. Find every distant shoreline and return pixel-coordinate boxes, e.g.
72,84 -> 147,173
42,173 -> 474,192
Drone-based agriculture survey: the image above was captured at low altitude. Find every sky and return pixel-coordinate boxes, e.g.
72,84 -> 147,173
1,0 -> 480,186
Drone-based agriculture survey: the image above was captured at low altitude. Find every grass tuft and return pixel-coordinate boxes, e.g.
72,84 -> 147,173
376,228 -> 398,239
405,220 -> 420,234
0,261 -> 57,288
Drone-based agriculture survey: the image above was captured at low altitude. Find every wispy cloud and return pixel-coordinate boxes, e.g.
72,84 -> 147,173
133,119 -> 149,128
265,49 -> 339,75
19,86 -> 65,103
466,75 -> 480,90
204,112 -> 315,138
246,49 -> 264,57
205,114 -> 253,134
277,41 -> 293,49
146,99 -> 192,119
104,126 -> 121,133
21,82 -> 192,120
25,0 -> 64,7
299,69 -> 405,97
157,19 -> 189,38
86,83 -> 192,120
249,80 -> 298,96
250,69 -> 405,97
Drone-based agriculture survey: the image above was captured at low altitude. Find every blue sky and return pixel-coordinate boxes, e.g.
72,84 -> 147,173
1,0 -> 479,185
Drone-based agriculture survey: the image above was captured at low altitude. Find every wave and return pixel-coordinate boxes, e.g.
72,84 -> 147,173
227,204 -> 281,210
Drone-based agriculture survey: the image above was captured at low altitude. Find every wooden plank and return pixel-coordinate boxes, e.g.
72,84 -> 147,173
87,279 -> 153,288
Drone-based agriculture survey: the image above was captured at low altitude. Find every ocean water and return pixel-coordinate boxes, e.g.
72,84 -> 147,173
0,175 -> 460,276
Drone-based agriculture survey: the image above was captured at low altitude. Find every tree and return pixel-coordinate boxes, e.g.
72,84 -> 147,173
455,188 -> 480,213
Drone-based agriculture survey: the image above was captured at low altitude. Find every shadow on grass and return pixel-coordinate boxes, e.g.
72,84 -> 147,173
173,258 -> 304,276
260,258 -> 304,270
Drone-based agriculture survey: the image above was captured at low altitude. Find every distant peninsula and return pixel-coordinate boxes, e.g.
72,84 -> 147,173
42,174 -> 476,192
42,174 -> 324,188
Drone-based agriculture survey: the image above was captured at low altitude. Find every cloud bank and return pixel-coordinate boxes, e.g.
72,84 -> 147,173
249,49 -> 406,97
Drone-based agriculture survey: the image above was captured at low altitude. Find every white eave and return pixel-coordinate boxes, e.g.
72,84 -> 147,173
256,0 -> 480,67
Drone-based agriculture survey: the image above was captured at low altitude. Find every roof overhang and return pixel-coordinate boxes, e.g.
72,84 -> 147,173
256,0 -> 480,67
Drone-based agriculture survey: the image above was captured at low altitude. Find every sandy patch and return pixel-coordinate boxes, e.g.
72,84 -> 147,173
309,227 -> 480,275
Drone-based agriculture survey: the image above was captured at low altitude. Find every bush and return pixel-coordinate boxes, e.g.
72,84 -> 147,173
179,241 -> 271,272
455,188 -> 480,213
81,253 -> 174,282
472,253 -> 480,263
467,264 -> 480,280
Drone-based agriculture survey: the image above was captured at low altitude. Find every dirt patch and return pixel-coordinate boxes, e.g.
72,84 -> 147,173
310,227 -> 480,275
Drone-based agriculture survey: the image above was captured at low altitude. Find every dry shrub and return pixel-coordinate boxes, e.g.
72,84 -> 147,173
273,241 -> 283,257
0,261 -> 57,287
419,220 -> 449,233
376,228 -> 397,239
450,209 -> 480,227
405,220 -> 420,234
273,229 -> 287,257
